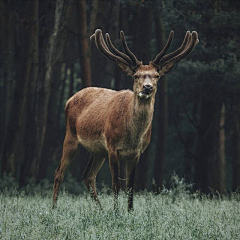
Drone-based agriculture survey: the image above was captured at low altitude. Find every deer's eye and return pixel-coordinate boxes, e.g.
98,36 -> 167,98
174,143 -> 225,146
154,74 -> 160,79
134,75 -> 140,79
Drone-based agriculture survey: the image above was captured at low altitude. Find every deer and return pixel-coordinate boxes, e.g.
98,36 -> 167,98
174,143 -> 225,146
53,28 -> 199,211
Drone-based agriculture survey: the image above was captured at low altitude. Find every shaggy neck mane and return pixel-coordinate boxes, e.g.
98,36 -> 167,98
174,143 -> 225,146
129,93 -> 156,138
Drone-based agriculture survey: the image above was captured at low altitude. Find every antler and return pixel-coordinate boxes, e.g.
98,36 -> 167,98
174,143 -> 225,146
152,30 -> 199,69
90,29 -> 141,69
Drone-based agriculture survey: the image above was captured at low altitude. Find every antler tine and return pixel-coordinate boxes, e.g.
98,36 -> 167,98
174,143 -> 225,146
90,33 -> 95,42
152,30 -> 174,66
105,33 -> 133,65
159,31 -> 191,66
93,29 -> 129,65
120,30 -> 141,67
163,31 -> 199,66
99,31 -> 115,54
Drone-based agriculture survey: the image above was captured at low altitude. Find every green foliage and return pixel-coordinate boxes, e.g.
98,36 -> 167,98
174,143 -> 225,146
0,188 -> 239,240
161,174 -> 193,203
0,173 -> 86,196
0,174 -> 18,192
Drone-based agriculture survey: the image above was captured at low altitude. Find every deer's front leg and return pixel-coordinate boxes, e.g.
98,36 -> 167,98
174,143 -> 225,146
126,157 -> 139,211
108,151 -> 120,210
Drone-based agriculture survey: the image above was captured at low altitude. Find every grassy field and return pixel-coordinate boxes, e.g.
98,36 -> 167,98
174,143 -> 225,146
0,187 -> 239,240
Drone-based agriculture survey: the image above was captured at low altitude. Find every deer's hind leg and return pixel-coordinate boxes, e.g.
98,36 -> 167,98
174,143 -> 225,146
108,151 -> 121,210
82,154 -> 105,207
53,133 -> 78,208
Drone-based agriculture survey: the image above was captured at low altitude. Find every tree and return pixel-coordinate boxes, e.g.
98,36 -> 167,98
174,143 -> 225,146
30,0 -> 66,179
130,3 -> 153,190
194,99 -> 225,193
2,1 -> 38,180
153,14 -> 168,193
76,0 -> 91,88
162,0 -> 240,193
232,101 -> 240,191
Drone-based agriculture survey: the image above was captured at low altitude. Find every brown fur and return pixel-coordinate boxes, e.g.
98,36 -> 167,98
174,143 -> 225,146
53,66 -> 158,211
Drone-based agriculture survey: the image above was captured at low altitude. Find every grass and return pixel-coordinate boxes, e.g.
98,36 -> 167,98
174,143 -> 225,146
0,188 -> 239,240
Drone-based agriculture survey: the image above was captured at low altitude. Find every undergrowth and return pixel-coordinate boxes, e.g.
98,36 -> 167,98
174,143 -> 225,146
0,175 -> 239,240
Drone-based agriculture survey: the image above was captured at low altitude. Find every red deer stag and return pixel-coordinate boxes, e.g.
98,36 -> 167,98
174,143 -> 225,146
53,29 -> 199,211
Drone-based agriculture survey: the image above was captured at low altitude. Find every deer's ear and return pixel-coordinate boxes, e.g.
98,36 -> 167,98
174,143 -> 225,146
116,60 -> 135,76
158,61 -> 175,75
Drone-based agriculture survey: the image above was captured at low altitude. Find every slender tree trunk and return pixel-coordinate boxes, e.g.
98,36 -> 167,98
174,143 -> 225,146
132,5 -> 152,190
90,0 -> 108,87
69,63 -> 74,98
184,133 -> 195,183
232,102 -> 240,191
37,61 -> 63,181
19,0 -> 40,184
76,0 -> 91,88
115,2 -> 130,91
31,0 -> 65,178
195,98 -> 225,194
153,15 -> 168,193
0,0 -> 13,169
2,2 -> 34,179
89,0 -> 98,37
6,29 -> 32,179
0,0 -> 16,171
216,103 -> 225,193
5,0 -> 15,136
104,1 -> 120,89
57,64 -> 68,130
0,0 -> 5,165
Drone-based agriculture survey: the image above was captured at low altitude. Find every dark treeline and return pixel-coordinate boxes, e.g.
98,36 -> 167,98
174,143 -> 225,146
0,0 -> 240,193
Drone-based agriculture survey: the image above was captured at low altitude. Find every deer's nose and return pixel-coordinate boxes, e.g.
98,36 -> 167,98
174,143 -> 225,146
143,84 -> 153,93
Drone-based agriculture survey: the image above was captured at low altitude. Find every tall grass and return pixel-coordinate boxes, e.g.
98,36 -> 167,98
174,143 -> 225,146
0,178 -> 239,239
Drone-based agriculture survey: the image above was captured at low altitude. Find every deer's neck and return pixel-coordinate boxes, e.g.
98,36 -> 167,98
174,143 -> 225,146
129,93 -> 155,139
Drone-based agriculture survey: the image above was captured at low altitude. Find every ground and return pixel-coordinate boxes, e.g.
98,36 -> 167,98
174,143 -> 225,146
0,188 -> 239,240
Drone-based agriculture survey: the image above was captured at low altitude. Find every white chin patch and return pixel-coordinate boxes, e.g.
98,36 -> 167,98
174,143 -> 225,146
138,92 -> 151,99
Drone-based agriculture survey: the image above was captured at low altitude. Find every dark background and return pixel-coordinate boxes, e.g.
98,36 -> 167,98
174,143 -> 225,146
0,0 -> 240,194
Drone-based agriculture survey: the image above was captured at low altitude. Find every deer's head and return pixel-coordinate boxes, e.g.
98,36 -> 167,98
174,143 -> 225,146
90,29 -> 199,100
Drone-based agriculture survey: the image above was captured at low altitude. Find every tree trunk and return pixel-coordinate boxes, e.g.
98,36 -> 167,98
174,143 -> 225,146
115,2 -> 130,91
18,0 -> 40,184
5,0 -> 15,137
31,0 -> 65,178
0,0 -> 6,164
6,31 -> 32,179
0,0 -> 17,174
132,4 -> 152,190
90,0 -> 108,87
153,15 -> 168,193
37,61 -> 63,181
232,102 -> 240,191
57,64 -> 68,130
69,63 -> 74,98
104,1 -> 120,89
76,0 -> 91,88
184,133 -> 195,183
2,1 -> 35,180
216,103 -> 225,193
195,98 -> 225,194
88,0 -> 98,37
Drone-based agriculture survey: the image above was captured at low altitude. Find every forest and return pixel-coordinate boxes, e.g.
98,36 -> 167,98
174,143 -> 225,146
0,0 -> 240,194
